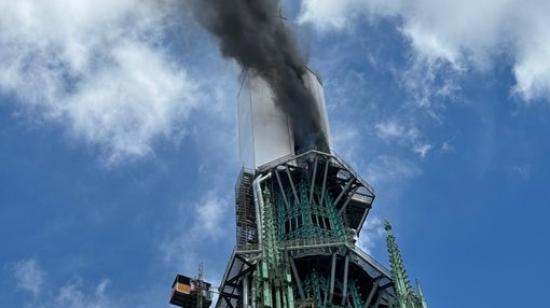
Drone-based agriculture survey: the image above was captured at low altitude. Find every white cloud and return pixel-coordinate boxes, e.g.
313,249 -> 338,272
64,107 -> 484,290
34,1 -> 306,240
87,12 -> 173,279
54,279 -> 115,308
365,155 -> 421,186
11,260 -> 179,308
299,0 -> 550,102
13,259 -> 116,308
440,141 -> 455,154
160,191 -> 230,268
298,0 -> 402,32
194,193 -> 229,239
398,56 -> 462,111
413,143 -> 432,159
0,0 -> 199,164
159,191 -> 231,291
374,120 -> 432,158
13,259 -> 45,297
358,216 -> 386,254
331,122 -> 361,162
375,121 -> 414,140
298,0 -> 363,31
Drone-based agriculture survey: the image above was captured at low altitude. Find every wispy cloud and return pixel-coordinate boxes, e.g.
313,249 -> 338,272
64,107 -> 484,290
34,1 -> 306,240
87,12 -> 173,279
358,216 -> 386,254
511,163 -> 533,180
366,155 -> 422,186
13,259 -> 45,298
374,120 -> 422,142
375,120 -> 433,158
398,56 -> 462,113
297,0 -> 401,32
0,0 -> 200,165
440,141 -> 455,154
413,143 -> 433,159
54,278 -> 115,308
160,191 -> 231,274
12,259 -> 118,308
193,193 -> 230,239
375,121 -> 410,140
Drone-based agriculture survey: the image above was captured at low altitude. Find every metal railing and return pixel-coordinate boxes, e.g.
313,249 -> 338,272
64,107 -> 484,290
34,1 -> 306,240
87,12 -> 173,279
255,150 -> 375,196
279,237 -> 349,251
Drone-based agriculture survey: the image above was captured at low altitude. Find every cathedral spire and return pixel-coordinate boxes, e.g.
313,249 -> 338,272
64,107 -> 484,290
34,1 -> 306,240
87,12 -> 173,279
416,280 -> 428,308
385,220 -> 428,308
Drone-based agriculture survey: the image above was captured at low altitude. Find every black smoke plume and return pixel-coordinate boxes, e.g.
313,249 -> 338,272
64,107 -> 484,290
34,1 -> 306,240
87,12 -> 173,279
192,0 -> 329,153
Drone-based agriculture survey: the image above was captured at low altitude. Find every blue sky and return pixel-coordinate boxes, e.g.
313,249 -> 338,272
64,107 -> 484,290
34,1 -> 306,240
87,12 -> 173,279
1,1 -> 550,307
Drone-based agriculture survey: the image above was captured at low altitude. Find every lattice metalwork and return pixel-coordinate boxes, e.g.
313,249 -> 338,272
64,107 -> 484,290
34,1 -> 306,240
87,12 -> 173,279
217,151 -> 397,308
276,181 -> 346,242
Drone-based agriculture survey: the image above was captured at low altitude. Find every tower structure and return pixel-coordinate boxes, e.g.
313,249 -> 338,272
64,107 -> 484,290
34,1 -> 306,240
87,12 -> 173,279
213,69 -> 416,308
170,67 -> 428,308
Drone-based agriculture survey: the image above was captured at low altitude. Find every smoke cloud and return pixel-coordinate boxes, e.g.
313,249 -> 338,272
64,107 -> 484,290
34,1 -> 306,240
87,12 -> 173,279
192,0 -> 329,153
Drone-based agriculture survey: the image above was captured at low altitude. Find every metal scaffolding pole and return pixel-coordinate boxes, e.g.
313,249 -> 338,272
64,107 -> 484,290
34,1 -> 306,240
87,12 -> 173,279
328,253 -> 337,303
341,254 -> 350,306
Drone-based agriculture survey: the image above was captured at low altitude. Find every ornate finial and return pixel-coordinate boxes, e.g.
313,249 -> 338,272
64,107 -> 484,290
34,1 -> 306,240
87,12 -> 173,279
416,280 -> 428,308
384,219 -> 393,232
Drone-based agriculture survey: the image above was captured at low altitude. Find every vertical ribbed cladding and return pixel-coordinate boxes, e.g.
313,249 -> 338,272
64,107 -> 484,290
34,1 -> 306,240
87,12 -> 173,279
238,69 -> 332,170
191,0 -> 330,155
301,69 -> 332,154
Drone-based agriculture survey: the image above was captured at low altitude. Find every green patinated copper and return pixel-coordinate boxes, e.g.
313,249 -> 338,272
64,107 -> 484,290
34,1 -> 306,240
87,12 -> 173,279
256,178 -> 430,308
385,221 -> 428,308
259,188 -> 295,308
347,280 -> 364,308
276,181 -> 346,242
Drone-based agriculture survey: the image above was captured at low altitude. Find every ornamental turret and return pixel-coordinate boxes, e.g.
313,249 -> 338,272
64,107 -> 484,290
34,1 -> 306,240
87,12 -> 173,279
385,221 -> 428,308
